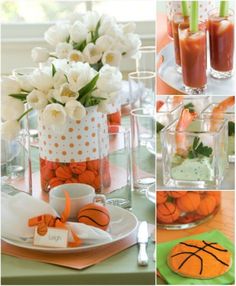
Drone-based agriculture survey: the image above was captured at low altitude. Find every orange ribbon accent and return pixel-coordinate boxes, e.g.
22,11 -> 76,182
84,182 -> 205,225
28,191 -> 82,247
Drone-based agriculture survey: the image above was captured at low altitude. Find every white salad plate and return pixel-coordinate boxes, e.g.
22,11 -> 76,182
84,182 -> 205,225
158,43 -> 236,95
2,205 -> 138,253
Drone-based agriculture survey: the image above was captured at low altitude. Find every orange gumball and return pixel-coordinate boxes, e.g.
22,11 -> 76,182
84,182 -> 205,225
196,195 -> 216,216
156,192 -> 168,204
206,191 -> 221,206
167,191 -> 187,198
157,202 -> 180,224
176,192 -> 201,212
78,203 -> 110,231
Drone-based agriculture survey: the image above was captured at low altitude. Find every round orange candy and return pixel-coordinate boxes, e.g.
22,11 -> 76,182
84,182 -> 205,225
176,192 -> 201,212
78,203 -> 110,231
196,195 -> 216,216
167,191 -> 187,198
156,191 -> 168,204
206,191 -> 221,206
157,202 -> 180,224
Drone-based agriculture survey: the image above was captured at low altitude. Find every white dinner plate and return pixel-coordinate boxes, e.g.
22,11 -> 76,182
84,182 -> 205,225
146,184 -> 156,204
2,205 -> 138,253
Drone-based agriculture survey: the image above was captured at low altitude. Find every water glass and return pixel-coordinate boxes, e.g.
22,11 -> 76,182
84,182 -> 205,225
131,108 -> 155,193
1,129 -> 32,194
99,126 -> 132,209
161,118 -> 228,188
136,46 -> 156,72
128,71 -> 155,110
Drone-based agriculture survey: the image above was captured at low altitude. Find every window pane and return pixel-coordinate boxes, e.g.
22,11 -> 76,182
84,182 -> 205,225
0,0 -> 86,23
93,0 -> 155,22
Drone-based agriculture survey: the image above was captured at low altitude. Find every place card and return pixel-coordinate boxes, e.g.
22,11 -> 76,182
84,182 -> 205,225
33,227 -> 68,248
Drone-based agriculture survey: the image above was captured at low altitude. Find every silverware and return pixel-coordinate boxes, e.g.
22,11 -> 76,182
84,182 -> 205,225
137,221 -> 149,266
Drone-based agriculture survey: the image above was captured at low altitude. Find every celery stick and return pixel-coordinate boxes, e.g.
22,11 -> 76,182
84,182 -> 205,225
181,0 -> 189,17
190,1 -> 198,33
220,0 -> 229,17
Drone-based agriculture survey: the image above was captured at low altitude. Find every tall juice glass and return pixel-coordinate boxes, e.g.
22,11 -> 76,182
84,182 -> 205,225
179,23 -> 207,94
208,8 -> 234,79
172,13 -> 189,73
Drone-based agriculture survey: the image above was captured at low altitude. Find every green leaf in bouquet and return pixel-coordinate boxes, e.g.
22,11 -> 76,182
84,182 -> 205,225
156,121 -> 165,133
50,97 -> 65,106
73,40 -> 87,52
8,93 -> 28,101
84,96 -> 102,107
228,121 -> 235,136
78,74 -> 99,99
91,60 -> 103,71
94,19 -> 101,41
66,35 -> 70,43
52,64 -> 56,77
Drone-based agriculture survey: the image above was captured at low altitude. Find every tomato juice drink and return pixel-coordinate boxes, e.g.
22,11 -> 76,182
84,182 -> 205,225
179,24 -> 207,94
208,8 -> 234,78
172,13 -> 189,72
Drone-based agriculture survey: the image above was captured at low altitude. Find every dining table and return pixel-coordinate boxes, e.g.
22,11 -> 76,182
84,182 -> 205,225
1,114 -> 156,285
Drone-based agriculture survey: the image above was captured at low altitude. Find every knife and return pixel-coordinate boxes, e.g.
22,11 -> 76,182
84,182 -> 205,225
137,221 -> 149,266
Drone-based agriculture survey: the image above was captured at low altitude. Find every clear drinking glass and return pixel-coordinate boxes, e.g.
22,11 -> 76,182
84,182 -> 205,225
99,126 -> 132,209
161,118 -> 228,188
172,13 -> 189,73
136,46 -> 156,72
208,8 -> 234,79
179,22 -> 207,94
131,108 -> 155,193
1,129 -> 32,194
128,71 -> 155,110
201,103 -> 235,163
156,101 -> 183,159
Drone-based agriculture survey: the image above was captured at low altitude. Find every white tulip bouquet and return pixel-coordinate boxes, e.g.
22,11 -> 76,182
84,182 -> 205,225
31,11 -> 141,70
1,59 -> 122,141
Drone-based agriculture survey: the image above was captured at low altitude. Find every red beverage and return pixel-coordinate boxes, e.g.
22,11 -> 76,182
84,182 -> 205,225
172,13 -> 189,68
167,17 -> 173,39
208,9 -> 234,78
179,24 -> 207,93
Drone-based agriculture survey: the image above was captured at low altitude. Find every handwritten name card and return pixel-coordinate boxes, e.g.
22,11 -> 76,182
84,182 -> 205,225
33,227 -> 68,248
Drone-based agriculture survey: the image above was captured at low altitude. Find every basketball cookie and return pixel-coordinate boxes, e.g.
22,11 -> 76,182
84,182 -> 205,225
77,203 -> 110,231
168,239 -> 232,279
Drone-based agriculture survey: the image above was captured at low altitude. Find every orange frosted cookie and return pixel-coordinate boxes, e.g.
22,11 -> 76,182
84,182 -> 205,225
168,240 -> 231,279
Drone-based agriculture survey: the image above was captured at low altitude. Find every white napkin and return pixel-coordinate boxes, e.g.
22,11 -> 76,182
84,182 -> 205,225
1,192 -> 112,246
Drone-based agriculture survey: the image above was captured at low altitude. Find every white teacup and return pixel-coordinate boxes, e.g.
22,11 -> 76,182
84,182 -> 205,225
49,183 -> 106,220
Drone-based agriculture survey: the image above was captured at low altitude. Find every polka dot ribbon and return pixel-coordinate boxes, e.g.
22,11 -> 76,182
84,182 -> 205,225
28,191 -> 82,247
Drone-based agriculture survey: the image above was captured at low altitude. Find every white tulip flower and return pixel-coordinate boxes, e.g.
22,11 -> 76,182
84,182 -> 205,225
31,69 -> 54,92
53,70 -> 67,89
122,33 -> 141,58
69,12 -> 85,24
54,83 -> 78,103
99,16 -> 122,38
68,50 -> 84,62
97,65 -> 122,93
83,43 -> 102,65
84,11 -> 100,32
43,103 -> 67,129
1,120 -> 21,141
65,100 -> 86,121
1,77 -> 21,98
67,62 -> 96,92
44,24 -> 69,47
101,50 -> 121,67
31,47 -> 50,63
55,43 -> 73,59
27,90 -> 48,110
69,21 -> 87,43
96,35 -> 114,52
1,96 -> 25,121
15,75 -> 34,92
97,92 -> 119,113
